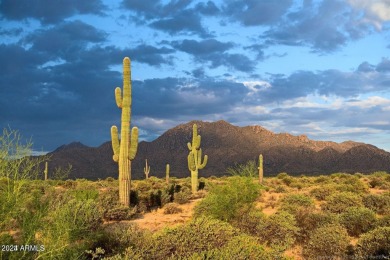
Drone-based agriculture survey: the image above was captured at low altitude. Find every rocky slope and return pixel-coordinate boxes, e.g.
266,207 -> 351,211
45,120 -> 390,179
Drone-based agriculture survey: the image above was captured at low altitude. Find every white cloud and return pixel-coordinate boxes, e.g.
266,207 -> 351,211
348,0 -> 390,30
346,96 -> 390,108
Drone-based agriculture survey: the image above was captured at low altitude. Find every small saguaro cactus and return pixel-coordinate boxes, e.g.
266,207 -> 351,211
258,154 -> 263,184
187,124 -> 208,194
144,159 -> 150,179
110,57 -> 139,207
166,164 -> 170,184
44,161 -> 48,180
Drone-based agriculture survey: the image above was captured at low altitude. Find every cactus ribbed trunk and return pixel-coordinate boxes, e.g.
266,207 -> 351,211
258,154 -> 263,184
44,161 -> 48,181
166,164 -> 170,184
187,124 -> 208,194
111,57 -> 138,207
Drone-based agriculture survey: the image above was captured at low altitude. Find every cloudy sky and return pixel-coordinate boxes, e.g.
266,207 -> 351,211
1,0 -> 390,153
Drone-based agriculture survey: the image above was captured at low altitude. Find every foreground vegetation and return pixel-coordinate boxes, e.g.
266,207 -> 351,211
1,128 -> 390,259
1,166 -> 389,259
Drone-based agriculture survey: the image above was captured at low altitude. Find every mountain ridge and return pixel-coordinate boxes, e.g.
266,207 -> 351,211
45,120 -> 390,180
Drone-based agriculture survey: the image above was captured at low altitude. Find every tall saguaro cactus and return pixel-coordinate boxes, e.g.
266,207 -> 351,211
258,154 -> 263,184
111,57 -> 139,207
187,124 -> 208,193
144,159 -> 150,179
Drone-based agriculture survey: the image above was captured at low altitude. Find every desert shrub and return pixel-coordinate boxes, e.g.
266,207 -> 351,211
377,215 -> 390,228
363,193 -> 390,215
101,222 -> 153,257
163,203 -> 182,214
193,176 -> 260,222
314,175 -> 331,184
310,184 -> 337,200
339,207 -> 377,236
276,172 -> 289,179
226,160 -> 257,177
35,199 -> 103,259
0,233 -> 15,260
297,211 -> 339,242
188,234 -> 278,260
62,179 -> 77,189
355,227 -> 390,259
336,176 -> 370,194
274,185 -> 286,193
280,193 -> 315,215
70,188 -> 99,201
302,224 -> 350,260
257,211 -> 299,251
230,207 -> 266,235
105,206 -> 137,221
147,216 -> 238,259
321,191 -> 363,214
173,190 -> 191,204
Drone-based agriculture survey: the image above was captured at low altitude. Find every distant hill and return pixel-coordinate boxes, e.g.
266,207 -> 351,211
44,120 -> 390,180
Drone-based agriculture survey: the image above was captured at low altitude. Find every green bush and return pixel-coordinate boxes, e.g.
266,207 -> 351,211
302,224 -> 350,260
147,216 -> 238,259
230,207 -> 266,235
280,193 -> 315,215
257,211 -> 299,250
297,211 -> 339,242
173,190 -> 191,204
363,193 -> 390,215
194,176 -> 260,222
339,207 -> 377,236
105,206 -> 137,221
188,234 -> 279,260
355,227 -> 390,259
310,184 -> 337,200
163,203 -> 182,214
321,192 -> 363,214
226,160 -> 257,177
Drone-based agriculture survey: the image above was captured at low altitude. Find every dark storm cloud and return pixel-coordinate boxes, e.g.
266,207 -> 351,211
0,0 -> 106,24
195,1 -> 219,16
260,61 -> 390,103
261,0 -> 374,53
121,0 -> 211,37
132,77 -> 249,119
23,20 -> 107,60
171,39 -> 255,72
222,0 -> 293,26
0,27 -> 23,37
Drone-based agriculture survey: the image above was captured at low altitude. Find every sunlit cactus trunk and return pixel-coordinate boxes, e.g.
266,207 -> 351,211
187,124 -> 208,194
44,161 -> 48,180
110,57 -> 138,207
166,164 -> 170,184
258,154 -> 263,184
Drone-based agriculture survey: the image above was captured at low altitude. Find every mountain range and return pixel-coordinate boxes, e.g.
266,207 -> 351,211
44,120 -> 390,180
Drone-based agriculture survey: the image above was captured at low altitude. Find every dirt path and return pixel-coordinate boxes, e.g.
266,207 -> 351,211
129,199 -> 202,232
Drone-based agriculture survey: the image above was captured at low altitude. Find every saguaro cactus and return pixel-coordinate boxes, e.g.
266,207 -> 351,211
44,161 -> 48,180
110,57 -> 139,207
144,159 -> 150,179
187,124 -> 208,193
258,154 -> 263,184
166,164 -> 170,184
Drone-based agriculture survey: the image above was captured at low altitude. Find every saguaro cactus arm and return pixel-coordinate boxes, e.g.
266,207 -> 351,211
115,87 -> 123,108
129,127 -> 138,160
111,126 -> 120,162
197,149 -> 208,169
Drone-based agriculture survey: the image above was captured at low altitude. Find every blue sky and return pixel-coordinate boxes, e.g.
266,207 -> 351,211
1,0 -> 389,153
